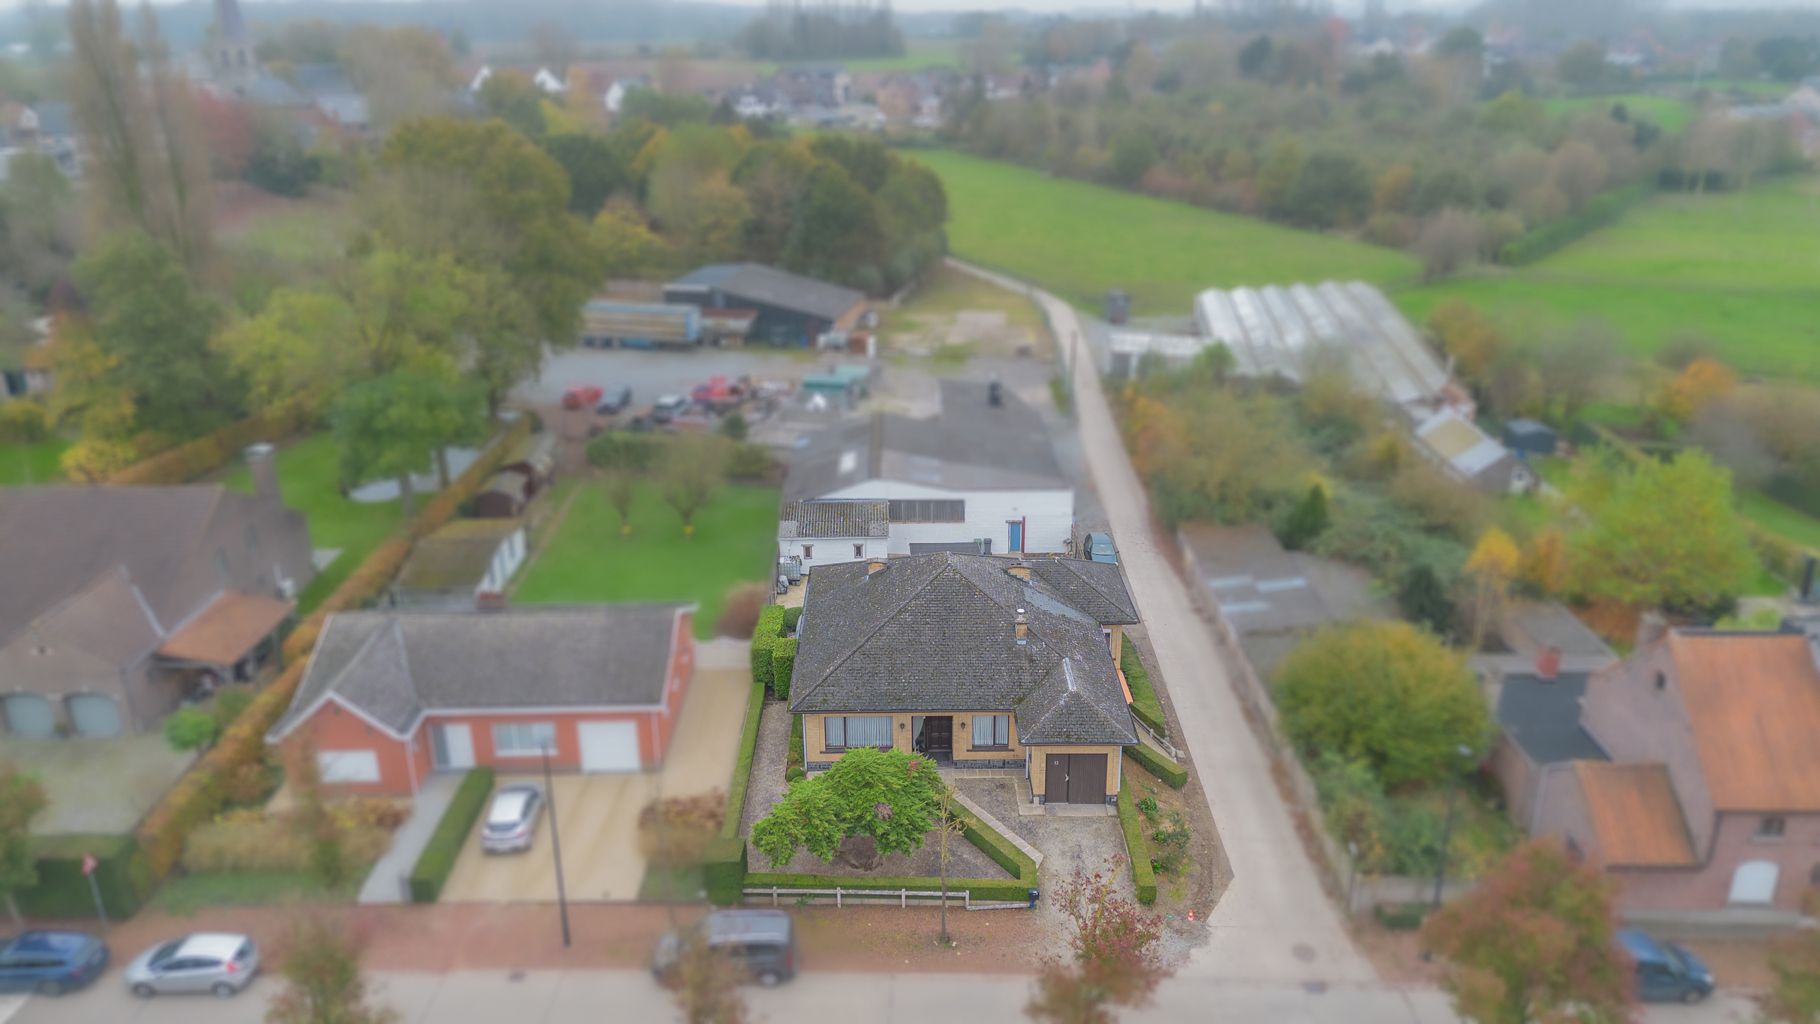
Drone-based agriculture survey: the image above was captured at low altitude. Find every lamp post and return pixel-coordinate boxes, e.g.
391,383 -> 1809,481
543,741 -> 572,948
1432,743 -> 1476,908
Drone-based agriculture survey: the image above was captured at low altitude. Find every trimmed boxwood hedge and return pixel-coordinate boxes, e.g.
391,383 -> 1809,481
952,802 -> 1037,881
723,680 -> 766,838
783,606 -> 803,633
17,834 -> 149,919
1120,636 -> 1168,739
1128,742 -> 1188,789
770,638 -> 797,701
408,767 -> 495,903
750,606 -> 785,694
1116,788 -> 1159,906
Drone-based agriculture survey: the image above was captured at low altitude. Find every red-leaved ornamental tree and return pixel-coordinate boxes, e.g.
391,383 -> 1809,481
1026,863 -> 1173,1024
1422,839 -> 1635,1024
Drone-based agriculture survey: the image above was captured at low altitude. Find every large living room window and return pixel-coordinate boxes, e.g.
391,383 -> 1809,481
493,722 -> 556,756
971,714 -> 1011,749
887,499 -> 965,523
824,715 -> 891,751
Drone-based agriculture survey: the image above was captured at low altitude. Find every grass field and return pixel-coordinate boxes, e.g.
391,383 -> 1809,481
913,150 -> 1419,314
1393,175 -> 1820,380
1741,491 -> 1820,552
1543,94 -> 1691,133
0,437 -> 67,485
514,480 -> 779,639
841,39 -> 964,72
224,434 -> 402,614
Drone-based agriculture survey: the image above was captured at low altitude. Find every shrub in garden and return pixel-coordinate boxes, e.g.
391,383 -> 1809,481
749,606 -> 785,692
210,687 -> 255,729
636,791 -> 726,865
1149,811 -> 1192,875
586,431 -> 661,471
726,442 -> 775,482
0,400 -> 48,443
770,638 -> 796,700
164,708 -> 220,752
717,582 -> 769,638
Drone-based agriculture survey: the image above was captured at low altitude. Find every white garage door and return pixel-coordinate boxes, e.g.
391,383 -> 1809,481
578,721 -> 640,773
3,695 -> 54,738
317,750 -> 382,784
68,694 -> 122,737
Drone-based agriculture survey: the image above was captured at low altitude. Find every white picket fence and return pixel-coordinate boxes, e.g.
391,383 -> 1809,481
742,886 -> 1028,911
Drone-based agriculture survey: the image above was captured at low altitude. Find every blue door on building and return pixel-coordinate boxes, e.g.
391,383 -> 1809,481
1007,520 -> 1024,553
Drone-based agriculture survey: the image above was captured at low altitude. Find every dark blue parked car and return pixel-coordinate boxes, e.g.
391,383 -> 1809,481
0,931 -> 109,995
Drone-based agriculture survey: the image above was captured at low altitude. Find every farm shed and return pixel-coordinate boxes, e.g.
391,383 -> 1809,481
1503,419 -> 1558,458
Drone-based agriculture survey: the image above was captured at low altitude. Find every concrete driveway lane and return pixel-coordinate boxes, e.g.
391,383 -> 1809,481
438,663 -> 749,903
949,259 -> 1372,985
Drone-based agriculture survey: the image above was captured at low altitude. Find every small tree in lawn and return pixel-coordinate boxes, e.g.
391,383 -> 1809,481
289,742 -> 346,889
750,748 -> 944,869
266,914 -> 396,1024
1422,839 -> 1632,1024
0,767 -> 47,926
933,788 -> 968,947
669,928 -> 749,1024
603,467 -> 638,537
659,434 -> 728,537
1026,863 -> 1172,1024
1464,526 -> 1520,651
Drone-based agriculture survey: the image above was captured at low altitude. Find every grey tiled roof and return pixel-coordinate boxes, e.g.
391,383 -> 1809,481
669,263 -> 865,321
271,605 -> 689,738
779,500 -> 889,539
782,380 -> 1068,502
1025,557 -> 1138,625
790,553 -> 1136,746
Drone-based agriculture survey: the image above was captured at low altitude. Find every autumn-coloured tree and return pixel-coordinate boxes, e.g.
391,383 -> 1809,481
1659,357 -> 1738,425
668,929 -> 749,1024
266,914 -> 396,1024
1519,529 -> 1568,596
1026,864 -> 1172,1024
1428,301 -> 1508,387
1423,840 -> 1633,1024
1465,527 -> 1520,650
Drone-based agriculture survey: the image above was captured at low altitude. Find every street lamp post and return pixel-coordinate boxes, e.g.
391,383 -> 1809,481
1432,744 -> 1476,908
543,742 -> 572,948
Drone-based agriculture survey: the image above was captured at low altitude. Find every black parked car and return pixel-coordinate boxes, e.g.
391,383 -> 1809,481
595,386 -> 633,415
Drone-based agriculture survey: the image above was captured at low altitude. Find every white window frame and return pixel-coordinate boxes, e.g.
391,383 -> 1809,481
316,750 -> 381,784
493,721 -> 557,757
824,715 -> 891,751
971,714 -> 1010,749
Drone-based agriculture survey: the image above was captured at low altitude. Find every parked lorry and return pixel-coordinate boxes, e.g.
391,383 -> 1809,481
580,301 -> 701,348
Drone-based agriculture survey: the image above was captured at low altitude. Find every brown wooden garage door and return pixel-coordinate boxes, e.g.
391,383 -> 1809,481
1045,753 -> 1108,804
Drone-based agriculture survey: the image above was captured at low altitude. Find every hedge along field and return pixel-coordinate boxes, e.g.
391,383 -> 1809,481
1394,175 -> 1820,381
914,150 -> 1419,314
1542,94 -> 1691,134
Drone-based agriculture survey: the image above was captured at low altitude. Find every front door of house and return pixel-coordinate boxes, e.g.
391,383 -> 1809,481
430,722 -> 475,771
1045,753 -> 1109,804
917,716 -> 952,758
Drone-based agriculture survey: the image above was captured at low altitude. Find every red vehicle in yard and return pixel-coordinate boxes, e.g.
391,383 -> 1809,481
561,385 -> 604,410
690,375 -> 750,412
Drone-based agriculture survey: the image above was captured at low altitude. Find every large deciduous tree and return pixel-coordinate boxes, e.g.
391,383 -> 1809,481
266,914 -> 396,1024
1026,864 -> 1172,1024
1275,621 -> 1488,788
750,748 -> 945,868
1423,840 -> 1632,1024
330,367 -> 486,517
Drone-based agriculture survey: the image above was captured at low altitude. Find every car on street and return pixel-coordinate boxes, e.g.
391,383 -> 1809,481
0,931 -> 108,995
562,385 -> 604,410
1619,928 -> 1714,1004
480,784 -> 544,854
595,385 -> 633,415
1083,532 -> 1118,564
124,933 -> 259,998
652,910 -> 797,987
651,394 -> 690,423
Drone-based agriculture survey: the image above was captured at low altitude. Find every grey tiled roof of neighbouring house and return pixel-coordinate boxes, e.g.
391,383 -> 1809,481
1496,672 -> 1608,766
779,500 -> 889,539
783,379 -> 1068,502
1024,557 -> 1139,625
269,604 -> 691,738
789,552 -> 1137,746
669,263 -> 865,321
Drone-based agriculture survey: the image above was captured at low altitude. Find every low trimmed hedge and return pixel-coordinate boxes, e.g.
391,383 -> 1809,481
1128,743 -> 1188,790
408,767 -> 495,903
770,638 -> 797,701
750,606 -> 785,694
783,606 -> 803,633
704,835 -> 748,906
1116,789 -> 1159,906
17,834 -> 149,919
723,680 -> 767,838
743,871 -> 1031,905
1120,636 -> 1168,739
952,801 -> 1038,881
786,714 -> 804,781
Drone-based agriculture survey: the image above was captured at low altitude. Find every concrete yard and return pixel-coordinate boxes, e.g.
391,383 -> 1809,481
1,735 -> 195,836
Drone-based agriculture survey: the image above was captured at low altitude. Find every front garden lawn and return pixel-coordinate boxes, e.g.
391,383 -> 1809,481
0,437 -> 67,485
151,870 -> 355,915
513,480 -> 779,639
224,434 -> 402,614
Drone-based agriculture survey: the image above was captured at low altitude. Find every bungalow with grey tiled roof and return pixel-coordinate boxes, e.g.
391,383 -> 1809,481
790,551 -> 1139,805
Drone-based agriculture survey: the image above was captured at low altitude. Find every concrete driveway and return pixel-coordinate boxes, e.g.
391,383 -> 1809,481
438,659 -> 749,903
0,735 -> 194,836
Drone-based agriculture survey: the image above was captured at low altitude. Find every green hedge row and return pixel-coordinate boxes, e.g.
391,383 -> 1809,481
1116,789 -> 1158,905
750,606 -> 786,694
786,714 -> 805,782
723,680 -> 767,839
704,835 -> 748,906
952,801 -> 1038,882
17,834 -> 149,919
408,767 -> 495,903
771,638 -> 797,701
1498,179 -> 1655,265
783,606 -> 803,632
743,872 -> 1031,905
1128,743 -> 1188,789
1120,636 -> 1168,739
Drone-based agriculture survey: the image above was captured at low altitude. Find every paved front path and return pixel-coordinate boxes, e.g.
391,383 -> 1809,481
360,774 -> 461,904
951,259 -> 1371,986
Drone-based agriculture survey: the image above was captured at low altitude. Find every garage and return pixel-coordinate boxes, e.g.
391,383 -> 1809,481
1045,753 -> 1108,804
3,695 -> 54,738
578,720 -> 640,773
67,694 -> 122,737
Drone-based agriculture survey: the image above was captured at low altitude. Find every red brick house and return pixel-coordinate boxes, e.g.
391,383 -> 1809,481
267,604 -> 696,796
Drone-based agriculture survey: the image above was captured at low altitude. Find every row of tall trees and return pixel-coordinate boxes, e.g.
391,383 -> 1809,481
737,1 -> 904,61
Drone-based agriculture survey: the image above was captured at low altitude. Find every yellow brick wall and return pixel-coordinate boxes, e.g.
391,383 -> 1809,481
1027,745 -> 1123,799
803,711 -> 1023,762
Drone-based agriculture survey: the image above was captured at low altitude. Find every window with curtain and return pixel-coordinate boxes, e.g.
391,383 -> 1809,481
493,722 -> 556,756
971,714 -> 1010,748
824,715 -> 892,750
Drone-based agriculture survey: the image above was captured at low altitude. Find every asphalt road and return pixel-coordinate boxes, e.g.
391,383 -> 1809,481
512,346 -> 819,409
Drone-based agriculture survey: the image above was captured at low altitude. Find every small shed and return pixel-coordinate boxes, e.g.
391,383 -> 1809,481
473,472 -> 529,519
391,519 -> 528,610
499,432 -> 557,497
1503,419 -> 1558,458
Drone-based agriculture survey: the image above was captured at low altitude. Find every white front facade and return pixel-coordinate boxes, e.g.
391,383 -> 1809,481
821,480 -> 1074,558
778,535 -> 890,570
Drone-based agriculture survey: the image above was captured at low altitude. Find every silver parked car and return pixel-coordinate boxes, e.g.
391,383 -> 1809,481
124,933 -> 259,998
481,784 -> 544,854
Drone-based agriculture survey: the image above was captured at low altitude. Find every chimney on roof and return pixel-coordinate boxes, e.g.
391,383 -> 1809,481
1636,611 -> 1669,650
866,557 -> 888,577
245,443 -> 279,503
1014,608 -> 1028,644
1007,564 -> 1031,581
